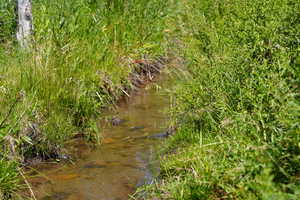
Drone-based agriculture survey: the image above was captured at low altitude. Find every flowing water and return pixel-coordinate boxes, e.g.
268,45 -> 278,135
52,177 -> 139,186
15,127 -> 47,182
28,76 -> 171,200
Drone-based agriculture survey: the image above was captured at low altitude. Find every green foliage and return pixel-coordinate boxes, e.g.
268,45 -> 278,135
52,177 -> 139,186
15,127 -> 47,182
0,0 -> 16,42
145,0 -> 300,199
0,159 -> 19,200
0,0 -> 170,197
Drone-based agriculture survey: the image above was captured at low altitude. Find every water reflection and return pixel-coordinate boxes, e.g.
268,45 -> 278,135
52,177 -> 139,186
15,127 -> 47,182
29,77 -> 170,200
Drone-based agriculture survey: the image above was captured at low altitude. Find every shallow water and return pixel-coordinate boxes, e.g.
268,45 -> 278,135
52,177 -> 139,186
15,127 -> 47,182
28,77 -> 171,200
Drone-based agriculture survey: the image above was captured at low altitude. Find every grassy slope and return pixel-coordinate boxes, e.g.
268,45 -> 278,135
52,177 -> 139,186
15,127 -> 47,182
145,0 -> 300,199
0,0 -> 170,198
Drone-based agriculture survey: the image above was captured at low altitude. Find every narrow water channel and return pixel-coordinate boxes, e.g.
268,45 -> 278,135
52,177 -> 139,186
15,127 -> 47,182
28,76 -> 171,200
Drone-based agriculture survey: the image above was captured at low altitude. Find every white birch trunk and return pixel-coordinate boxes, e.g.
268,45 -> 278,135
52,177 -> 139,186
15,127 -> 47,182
16,0 -> 33,48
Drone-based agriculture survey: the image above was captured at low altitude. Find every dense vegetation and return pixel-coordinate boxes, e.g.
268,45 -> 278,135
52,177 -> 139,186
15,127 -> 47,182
0,0 -> 169,198
1,0 -> 300,199
144,0 -> 300,199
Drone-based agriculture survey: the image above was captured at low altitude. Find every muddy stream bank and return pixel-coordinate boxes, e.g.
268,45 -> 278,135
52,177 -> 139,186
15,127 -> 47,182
27,75 -> 172,200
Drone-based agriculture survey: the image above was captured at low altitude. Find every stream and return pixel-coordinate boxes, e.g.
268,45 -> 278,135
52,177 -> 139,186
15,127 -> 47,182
27,75 -> 171,200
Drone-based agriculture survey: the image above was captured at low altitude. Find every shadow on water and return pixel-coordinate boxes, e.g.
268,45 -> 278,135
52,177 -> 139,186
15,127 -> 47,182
28,75 -> 172,200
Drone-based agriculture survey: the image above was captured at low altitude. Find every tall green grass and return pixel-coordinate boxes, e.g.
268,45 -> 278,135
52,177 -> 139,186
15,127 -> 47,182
0,0 -> 15,43
145,0 -> 300,199
0,0 -> 169,198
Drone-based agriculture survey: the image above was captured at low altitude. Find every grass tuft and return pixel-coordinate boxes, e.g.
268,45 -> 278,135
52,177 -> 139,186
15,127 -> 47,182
144,0 -> 300,199
0,0 -> 170,197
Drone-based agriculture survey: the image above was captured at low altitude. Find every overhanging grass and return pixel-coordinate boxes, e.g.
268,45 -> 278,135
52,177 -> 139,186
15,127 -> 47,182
144,0 -> 300,199
0,0 -> 170,198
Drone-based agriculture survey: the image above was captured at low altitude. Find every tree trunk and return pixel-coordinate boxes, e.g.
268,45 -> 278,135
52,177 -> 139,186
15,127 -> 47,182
16,0 -> 33,48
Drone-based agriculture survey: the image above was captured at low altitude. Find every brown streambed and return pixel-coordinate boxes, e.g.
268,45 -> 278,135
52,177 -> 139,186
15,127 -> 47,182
27,75 -> 171,200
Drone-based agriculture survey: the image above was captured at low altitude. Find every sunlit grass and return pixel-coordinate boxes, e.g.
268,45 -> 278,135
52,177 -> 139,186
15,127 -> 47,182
144,0 -> 300,199
0,0 -> 170,198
